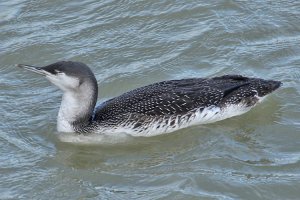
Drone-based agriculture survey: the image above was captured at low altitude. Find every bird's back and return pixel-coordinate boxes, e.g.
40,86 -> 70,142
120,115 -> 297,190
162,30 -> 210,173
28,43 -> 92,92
94,75 -> 281,134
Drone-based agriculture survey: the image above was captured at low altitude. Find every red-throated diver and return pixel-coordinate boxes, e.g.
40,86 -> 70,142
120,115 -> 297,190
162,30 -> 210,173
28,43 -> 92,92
17,61 -> 281,137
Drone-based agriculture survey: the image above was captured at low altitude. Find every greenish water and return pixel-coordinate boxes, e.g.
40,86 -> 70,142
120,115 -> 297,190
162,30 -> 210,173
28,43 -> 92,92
1,1 -> 300,199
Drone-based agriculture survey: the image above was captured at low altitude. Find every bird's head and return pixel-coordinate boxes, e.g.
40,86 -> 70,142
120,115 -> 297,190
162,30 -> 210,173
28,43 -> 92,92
17,61 -> 97,92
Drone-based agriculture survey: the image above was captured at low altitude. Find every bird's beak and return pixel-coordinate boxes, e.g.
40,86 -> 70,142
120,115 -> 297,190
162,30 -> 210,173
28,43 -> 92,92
16,64 -> 49,76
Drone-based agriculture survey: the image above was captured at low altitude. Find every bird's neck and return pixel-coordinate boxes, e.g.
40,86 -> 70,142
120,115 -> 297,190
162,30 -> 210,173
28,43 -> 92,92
57,82 -> 98,133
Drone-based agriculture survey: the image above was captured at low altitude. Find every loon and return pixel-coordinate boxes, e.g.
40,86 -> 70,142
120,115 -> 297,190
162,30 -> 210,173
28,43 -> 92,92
17,61 -> 281,137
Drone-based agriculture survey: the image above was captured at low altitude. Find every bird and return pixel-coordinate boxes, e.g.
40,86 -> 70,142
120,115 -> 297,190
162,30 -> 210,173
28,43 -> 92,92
17,61 -> 281,137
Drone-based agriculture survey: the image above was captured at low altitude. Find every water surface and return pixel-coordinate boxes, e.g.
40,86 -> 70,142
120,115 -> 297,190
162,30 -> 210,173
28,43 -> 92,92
1,0 -> 300,199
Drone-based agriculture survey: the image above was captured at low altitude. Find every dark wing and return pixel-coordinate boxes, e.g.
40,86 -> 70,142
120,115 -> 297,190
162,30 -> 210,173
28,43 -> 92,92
94,76 -> 250,121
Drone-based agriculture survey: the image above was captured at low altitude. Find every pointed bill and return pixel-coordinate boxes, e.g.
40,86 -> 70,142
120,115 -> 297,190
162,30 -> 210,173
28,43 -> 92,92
16,64 -> 49,75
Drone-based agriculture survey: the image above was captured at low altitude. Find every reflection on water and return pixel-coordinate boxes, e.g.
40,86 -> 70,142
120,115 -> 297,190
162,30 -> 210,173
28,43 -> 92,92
1,0 -> 300,199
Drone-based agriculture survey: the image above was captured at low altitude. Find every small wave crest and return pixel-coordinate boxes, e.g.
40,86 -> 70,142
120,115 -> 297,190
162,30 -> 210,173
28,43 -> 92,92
57,132 -> 134,145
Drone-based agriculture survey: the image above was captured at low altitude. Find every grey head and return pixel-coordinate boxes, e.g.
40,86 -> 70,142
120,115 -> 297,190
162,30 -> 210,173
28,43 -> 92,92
17,61 -> 98,93
18,61 -> 98,133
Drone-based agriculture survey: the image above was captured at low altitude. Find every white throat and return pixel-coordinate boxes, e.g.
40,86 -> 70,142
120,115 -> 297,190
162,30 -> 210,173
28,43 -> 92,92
44,71 -> 98,133
56,83 -> 96,133
57,92 -> 81,132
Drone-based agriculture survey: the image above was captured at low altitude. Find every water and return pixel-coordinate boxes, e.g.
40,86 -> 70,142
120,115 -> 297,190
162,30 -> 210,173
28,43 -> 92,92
1,0 -> 300,199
